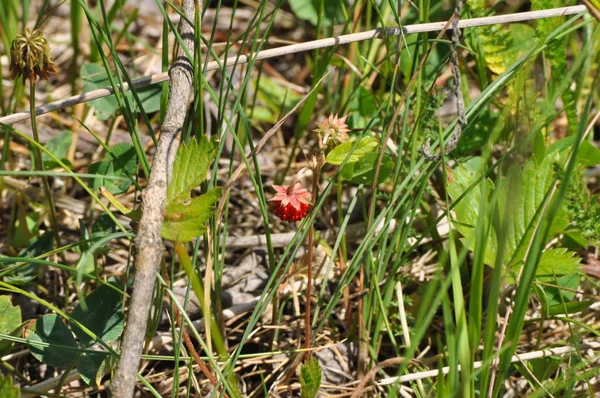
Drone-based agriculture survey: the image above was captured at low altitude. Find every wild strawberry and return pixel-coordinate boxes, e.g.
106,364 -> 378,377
314,113 -> 350,148
269,183 -> 311,222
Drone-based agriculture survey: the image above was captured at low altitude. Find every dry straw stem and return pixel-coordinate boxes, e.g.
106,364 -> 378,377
351,342 -> 600,394
108,0 -> 197,397
0,5 -> 586,126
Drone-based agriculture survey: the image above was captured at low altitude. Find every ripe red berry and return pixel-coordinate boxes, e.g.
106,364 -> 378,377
269,183 -> 311,222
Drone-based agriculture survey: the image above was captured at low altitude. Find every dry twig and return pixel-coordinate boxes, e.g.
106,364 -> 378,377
109,1 -> 197,396
0,6 -> 586,126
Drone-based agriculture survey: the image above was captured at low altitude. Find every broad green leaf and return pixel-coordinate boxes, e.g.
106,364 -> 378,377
74,219 -> 96,277
447,158 -> 496,264
536,248 -> 581,279
88,143 -> 137,194
28,314 -> 78,367
11,205 -> 39,249
538,273 -> 579,309
549,137 -> 600,167
71,284 -> 124,347
4,231 -> 54,285
42,131 -> 72,169
353,86 -> 378,117
300,357 -> 322,398
288,0 -> 346,26
547,300 -> 593,316
449,154 -> 571,282
288,0 -> 318,25
77,350 -> 110,386
578,141 -> 600,167
0,296 -> 22,355
167,136 -> 218,203
251,76 -> 303,123
162,187 -> 222,242
92,213 -> 120,238
81,63 -> 162,120
339,153 -> 394,185
0,374 -> 19,398
525,357 -> 561,385
326,137 -> 378,165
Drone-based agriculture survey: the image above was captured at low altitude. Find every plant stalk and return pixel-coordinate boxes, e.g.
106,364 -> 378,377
29,81 -> 61,249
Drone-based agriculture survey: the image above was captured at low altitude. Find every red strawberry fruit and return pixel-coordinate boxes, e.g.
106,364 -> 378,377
269,183 -> 311,222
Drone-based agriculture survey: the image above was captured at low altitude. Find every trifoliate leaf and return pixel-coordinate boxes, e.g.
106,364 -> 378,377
77,350 -> 110,386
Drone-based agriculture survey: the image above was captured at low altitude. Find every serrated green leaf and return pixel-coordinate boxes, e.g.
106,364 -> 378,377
339,153 -> 394,185
28,314 -> 78,367
447,158 -> 496,264
42,131 -> 72,169
300,357 -> 322,398
326,137 -> 378,165
71,284 -> 124,347
0,374 -> 20,398
449,154 -> 569,282
167,136 -> 218,204
536,248 -> 581,278
162,187 -> 222,242
0,296 -> 22,355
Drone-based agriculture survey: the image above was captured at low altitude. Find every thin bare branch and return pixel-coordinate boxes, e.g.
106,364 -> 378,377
108,0 -> 198,397
0,6 -> 586,126
373,342 -> 600,386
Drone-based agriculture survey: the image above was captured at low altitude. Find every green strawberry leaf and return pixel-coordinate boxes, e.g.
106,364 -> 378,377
326,136 -> 378,166
162,187 -> 222,242
448,153 -> 580,284
167,136 -> 218,203
300,357 -> 322,398
535,248 -> 581,280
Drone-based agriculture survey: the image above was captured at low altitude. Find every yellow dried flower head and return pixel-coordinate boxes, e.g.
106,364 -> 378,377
314,113 -> 351,148
10,28 -> 58,84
